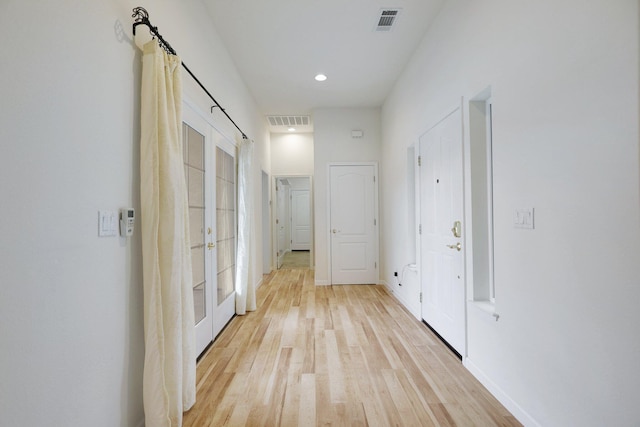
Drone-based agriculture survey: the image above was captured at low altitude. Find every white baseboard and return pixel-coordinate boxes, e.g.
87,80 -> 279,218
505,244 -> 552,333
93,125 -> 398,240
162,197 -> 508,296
382,282 -> 421,320
315,279 -> 329,285
463,358 -> 540,427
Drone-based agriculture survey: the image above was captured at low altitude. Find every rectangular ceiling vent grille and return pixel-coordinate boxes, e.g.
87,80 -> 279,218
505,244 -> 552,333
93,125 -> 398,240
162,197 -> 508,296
267,115 -> 311,127
376,9 -> 400,32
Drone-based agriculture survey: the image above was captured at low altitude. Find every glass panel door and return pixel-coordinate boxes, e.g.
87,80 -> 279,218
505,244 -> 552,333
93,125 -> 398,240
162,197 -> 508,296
214,146 -> 236,335
183,116 -> 214,356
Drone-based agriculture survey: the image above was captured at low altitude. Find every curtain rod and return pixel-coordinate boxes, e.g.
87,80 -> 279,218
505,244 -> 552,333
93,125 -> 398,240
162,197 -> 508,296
132,7 -> 248,140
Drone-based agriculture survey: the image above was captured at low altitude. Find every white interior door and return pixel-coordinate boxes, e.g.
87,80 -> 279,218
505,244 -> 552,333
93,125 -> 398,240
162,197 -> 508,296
329,164 -> 378,284
419,108 -> 465,355
291,189 -> 311,250
182,110 -> 214,357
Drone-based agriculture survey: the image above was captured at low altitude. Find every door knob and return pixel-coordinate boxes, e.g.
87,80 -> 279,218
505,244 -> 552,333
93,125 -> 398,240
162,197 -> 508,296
332,229 -> 340,234
207,242 -> 215,250
446,242 -> 462,251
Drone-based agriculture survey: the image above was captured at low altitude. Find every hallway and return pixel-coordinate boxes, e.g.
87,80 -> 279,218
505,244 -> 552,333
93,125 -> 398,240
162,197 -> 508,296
183,267 -> 520,426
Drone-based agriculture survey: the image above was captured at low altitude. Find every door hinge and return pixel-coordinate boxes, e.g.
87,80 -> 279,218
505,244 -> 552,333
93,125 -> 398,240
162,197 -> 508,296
375,262 -> 377,269
374,218 -> 376,226
373,175 -> 376,183
419,292 -> 422,303
418,224 -> 422,235
418,156 -> 422,166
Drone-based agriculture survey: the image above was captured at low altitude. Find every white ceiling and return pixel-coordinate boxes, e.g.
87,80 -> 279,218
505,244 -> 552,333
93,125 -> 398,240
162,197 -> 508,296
203,0 -> 445,131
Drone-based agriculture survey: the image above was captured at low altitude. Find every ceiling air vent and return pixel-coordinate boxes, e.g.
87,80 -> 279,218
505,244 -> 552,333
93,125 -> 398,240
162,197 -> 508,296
267,115 -> 310,127
375,8 -> 401,32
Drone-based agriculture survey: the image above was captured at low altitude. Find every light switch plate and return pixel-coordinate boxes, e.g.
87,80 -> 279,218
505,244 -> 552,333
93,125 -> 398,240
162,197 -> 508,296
514,208 -> 534,229
99,210 -> 118,237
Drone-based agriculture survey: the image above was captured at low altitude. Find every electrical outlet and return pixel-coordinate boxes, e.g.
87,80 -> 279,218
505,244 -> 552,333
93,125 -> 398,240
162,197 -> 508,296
394,272 -> 398,277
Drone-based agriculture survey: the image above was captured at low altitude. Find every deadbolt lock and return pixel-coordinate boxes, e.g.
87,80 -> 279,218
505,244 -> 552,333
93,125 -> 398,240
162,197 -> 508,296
451,221 -> 462,238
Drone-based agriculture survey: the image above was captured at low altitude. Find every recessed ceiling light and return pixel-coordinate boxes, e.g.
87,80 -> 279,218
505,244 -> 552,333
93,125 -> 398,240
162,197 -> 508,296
315,74 -> 327,82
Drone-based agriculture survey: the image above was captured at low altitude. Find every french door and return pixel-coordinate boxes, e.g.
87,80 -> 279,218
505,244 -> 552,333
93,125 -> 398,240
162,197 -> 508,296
183,104 -> 236,356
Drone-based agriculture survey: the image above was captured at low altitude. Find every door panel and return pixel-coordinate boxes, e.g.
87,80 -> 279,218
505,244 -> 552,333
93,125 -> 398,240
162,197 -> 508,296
330,164 -> 378,284
291,190 -> 311,250
215,146 -> 236,337
419,108 -> 465,355
182,117 -> 213,357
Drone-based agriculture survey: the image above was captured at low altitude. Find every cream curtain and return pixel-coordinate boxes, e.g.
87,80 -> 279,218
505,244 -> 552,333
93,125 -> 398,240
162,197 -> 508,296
139,40 -> 196,427
235,137 -> 257,315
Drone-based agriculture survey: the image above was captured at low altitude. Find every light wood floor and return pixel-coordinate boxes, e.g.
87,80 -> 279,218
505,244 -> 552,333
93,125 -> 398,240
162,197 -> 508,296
280,251 -> 311,269
183,268 -> 521,426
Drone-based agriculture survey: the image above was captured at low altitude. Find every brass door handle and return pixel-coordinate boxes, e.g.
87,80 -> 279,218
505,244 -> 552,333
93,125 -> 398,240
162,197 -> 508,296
446,242 -> 461,251
207,242 -> 215,250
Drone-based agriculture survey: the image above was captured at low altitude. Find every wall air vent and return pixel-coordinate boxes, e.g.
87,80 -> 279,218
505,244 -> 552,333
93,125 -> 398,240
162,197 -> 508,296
267,115 -> 311,127
375,8 -> 401,32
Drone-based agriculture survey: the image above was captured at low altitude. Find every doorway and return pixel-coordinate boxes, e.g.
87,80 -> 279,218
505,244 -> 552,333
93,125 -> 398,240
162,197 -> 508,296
273,176 -> 313,270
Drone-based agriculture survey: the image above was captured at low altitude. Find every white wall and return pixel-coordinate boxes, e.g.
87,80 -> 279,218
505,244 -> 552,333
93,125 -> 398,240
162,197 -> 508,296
313,108 -> 382,284
270,133 -> 314,176
381,0 -> 640,426
0,1 -> 268,426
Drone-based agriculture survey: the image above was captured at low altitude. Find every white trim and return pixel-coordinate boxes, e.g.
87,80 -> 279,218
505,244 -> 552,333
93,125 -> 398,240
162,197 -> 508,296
464,358 -> 540,427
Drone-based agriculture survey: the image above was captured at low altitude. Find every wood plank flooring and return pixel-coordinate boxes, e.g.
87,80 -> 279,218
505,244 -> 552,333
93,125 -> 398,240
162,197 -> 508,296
183,268 -> 521,426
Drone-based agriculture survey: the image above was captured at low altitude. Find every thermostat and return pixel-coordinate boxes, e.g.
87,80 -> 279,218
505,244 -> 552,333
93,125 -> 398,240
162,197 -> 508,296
120,208 -> 135,237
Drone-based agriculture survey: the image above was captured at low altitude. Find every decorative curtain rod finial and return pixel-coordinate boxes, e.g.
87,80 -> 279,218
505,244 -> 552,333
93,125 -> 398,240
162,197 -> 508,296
132,7 -> 150,35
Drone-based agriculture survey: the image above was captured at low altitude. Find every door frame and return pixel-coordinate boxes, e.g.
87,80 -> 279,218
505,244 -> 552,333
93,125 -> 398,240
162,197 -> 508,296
327,162 -> 379,285
271,175 -> 314,269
